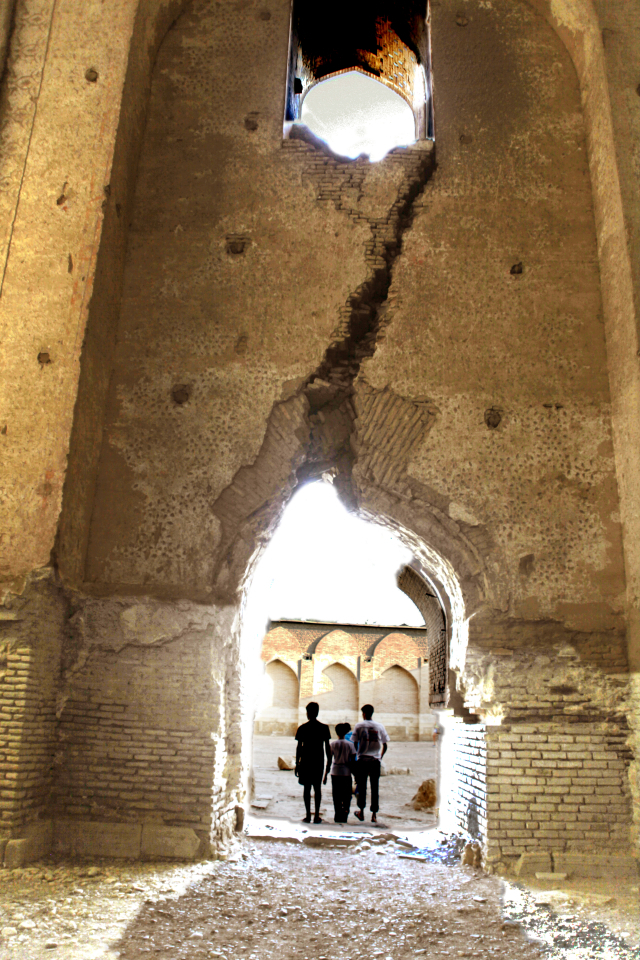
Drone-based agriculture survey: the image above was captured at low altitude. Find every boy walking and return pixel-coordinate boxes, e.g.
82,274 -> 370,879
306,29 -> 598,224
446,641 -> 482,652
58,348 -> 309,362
324,722 -> 356,823
352,704 -> 389,824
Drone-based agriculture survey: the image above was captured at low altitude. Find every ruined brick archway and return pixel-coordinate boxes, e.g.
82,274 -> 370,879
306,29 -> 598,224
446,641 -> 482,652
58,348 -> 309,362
0,0 -> 638,878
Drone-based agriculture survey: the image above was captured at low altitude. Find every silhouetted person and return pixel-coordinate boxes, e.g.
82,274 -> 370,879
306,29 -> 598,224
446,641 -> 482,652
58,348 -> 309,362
352,704 -> 389,824
294,702 -> 331,823
324,722 -> 356,823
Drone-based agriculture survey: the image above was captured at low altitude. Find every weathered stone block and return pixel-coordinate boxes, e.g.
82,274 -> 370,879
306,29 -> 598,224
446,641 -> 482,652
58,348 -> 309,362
554,853 -> 639,879
3,821 -> 52,867
4,839 -> 30,868
54,820 -> 142,858
515,852 -> 552,877
141,824 -> 201,860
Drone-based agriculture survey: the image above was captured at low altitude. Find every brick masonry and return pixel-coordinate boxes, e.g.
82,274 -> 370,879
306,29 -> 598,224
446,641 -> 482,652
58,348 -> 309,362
0,574 -> 65,840
256,619 -> 436,740
442,615 -> 636,870
52,635 -> 219,845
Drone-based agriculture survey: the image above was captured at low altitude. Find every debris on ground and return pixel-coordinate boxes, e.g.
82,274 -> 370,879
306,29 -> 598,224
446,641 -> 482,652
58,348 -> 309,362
277,756 -> 295,770
409,778 -> 437,810
0,834 -> 636,959
503,882 -> 640,959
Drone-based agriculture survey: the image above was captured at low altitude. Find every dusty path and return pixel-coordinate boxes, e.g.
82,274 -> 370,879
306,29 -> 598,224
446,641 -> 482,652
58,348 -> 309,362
112,841 -> 543,960
0,834 -> 637,958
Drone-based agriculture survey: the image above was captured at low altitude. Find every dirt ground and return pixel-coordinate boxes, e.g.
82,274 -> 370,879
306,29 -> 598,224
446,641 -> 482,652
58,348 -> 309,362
251,735 -> 437,827
0,837 -> 638,960
0,736 -> 637,959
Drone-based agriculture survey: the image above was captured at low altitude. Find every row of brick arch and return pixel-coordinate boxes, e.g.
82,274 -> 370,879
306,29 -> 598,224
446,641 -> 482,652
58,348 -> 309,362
263,657 -> 419,713
261,626 -> 427,676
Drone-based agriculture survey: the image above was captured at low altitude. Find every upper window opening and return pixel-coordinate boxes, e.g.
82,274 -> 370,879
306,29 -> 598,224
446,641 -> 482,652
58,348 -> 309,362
285,1 -> 433,161
300,70 -> 417,161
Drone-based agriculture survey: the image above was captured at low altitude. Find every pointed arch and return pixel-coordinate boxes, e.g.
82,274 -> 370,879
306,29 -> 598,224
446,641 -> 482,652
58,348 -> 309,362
254,658 -> 299,736
374,664 -> 419,715
316,662 -> 359,718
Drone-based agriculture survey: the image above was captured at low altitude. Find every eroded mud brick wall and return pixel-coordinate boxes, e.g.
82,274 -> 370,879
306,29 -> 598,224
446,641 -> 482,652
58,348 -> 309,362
461,618 -> 633,868
0,575 -> 65,840
41,0 -> 636,865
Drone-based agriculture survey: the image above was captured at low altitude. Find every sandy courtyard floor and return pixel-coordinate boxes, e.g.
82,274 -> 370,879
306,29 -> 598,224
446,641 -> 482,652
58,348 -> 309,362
251,735 -> 437,827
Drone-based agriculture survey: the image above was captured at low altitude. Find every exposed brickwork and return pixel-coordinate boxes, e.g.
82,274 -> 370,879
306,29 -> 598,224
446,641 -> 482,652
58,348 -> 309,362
0,575 -> 65,838
448,721 -> 487,840
485,722 -> 633,863
373,632 -> 421,673
264,621 -> 430,661
52,636 -> 217,842
450,616 -> 635,867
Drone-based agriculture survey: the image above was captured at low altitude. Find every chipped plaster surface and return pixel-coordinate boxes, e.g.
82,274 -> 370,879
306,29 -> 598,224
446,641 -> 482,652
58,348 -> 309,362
360,0 -> 625,623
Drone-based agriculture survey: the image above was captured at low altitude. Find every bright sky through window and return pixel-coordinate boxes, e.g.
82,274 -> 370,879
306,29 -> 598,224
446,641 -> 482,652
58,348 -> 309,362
300,71 -> 416,161
254,481 -> 425,626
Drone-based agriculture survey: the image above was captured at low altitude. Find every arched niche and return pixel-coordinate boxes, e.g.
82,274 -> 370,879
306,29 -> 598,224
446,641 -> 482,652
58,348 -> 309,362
262,658 -> 299,711
316,662 -> 359,722
374,664 -> 419,715
254,658 -> 299,736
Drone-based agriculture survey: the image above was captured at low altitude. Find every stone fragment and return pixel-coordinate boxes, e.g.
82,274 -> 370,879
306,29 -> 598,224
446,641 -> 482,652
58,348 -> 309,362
1,927 -> 17,938
277,756 -> 296,770
4,840 -> 30,869
534,890 -> 571,909
461,842 -> 482,867
409,779 -> 437,810
18,919 -> 35,930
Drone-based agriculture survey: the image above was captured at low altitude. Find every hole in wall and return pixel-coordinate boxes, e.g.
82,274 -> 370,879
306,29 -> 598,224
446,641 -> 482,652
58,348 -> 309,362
300,71 -> 417,161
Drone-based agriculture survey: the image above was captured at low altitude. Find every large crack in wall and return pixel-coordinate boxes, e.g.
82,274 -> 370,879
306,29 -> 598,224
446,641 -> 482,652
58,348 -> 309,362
211,140 -> 436,599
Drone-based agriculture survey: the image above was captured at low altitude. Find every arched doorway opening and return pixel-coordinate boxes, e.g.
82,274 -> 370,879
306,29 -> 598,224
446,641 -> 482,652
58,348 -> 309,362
242,479 -> 460,829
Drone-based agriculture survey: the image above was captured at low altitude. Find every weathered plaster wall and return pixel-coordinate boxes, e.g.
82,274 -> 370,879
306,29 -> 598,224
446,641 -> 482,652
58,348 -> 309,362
80,0 -> 624,627
52,0 -> 635,867
0,0 -> 141,582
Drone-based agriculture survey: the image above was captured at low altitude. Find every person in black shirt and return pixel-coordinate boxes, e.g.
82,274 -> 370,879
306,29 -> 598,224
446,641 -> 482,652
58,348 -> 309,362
294,702 -> 331,823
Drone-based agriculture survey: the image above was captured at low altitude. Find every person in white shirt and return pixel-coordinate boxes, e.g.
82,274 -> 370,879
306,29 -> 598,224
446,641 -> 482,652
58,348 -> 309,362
352,704 -> 389,824
323,722 -> 356,823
